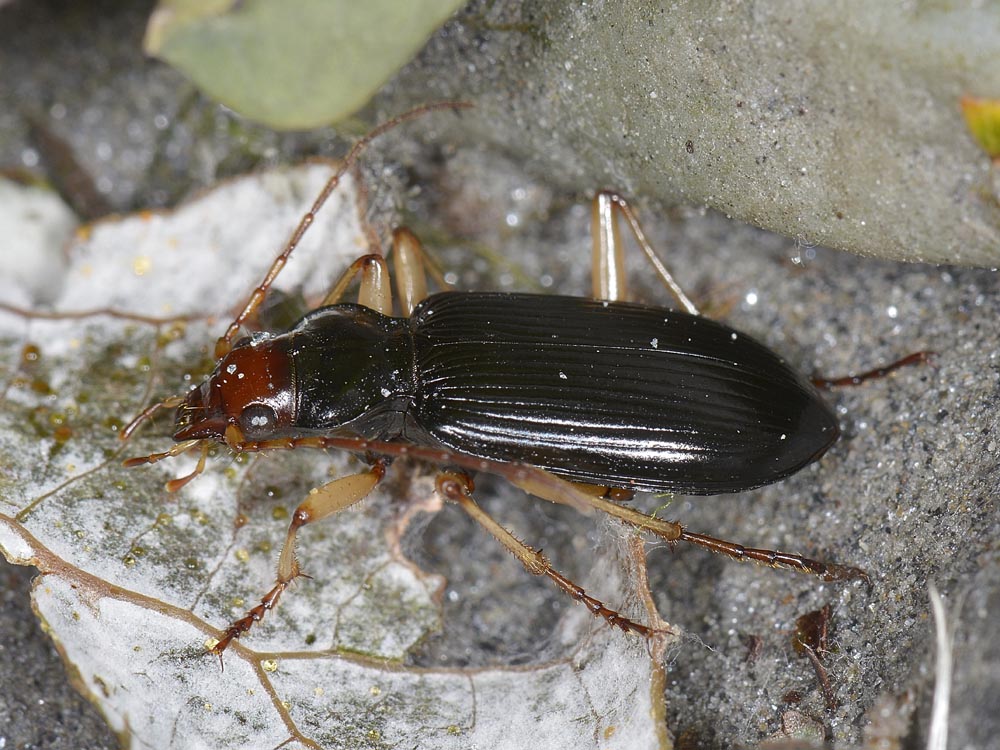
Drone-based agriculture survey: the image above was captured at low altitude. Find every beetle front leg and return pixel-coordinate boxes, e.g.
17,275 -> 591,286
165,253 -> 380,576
436,470 -> 658,638
212,462 -> 386,655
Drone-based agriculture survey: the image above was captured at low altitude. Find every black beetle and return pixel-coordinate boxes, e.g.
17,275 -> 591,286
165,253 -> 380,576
122,104 -> 925,654
174,292 -> 838,496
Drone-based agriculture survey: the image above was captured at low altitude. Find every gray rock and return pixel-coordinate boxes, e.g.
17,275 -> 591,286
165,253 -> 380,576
384,0 -> 1000,266
1,1 -> 997,749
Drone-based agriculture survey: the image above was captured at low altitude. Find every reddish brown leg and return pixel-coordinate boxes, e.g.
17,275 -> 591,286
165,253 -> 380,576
811,351 -> 934,389
212,461 -> 386,655
237,436 -> 869,586
436,470 -> 656,637
676,530 -> 869,584
508,466 -> 868,583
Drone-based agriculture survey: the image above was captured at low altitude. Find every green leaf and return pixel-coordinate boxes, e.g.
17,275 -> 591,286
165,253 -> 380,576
144,0 -> 467,129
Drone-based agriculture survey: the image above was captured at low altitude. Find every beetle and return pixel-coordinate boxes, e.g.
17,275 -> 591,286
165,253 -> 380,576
122,103 -> 927,655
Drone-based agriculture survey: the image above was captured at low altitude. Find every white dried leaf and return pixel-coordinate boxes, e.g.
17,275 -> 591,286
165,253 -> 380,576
0,165 -> 672,749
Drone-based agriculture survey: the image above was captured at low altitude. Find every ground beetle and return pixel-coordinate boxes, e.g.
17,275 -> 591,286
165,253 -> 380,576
121,103 -> 927,654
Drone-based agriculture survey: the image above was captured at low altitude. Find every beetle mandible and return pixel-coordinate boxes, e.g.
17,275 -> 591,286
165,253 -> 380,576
122,102 -> 927,655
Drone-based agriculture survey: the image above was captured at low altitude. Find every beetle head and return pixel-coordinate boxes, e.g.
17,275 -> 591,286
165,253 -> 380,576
173,335 -> 295,449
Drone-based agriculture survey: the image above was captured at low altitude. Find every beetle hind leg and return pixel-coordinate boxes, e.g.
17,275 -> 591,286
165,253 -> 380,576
811,350 -> 934,389
677,529 -> 871,585
504,465 -> 870,585
591,190 -> 699,313
436,470 -> 658,639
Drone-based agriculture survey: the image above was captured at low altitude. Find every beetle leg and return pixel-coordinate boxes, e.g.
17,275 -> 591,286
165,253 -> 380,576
390,228 -> 428,316
238,436 -> 868,585
211,461 -> 387,655
319,253 -> 392,314
508,469 -> 870,584
317,229 -> 447,316
436,470 -> 658,638
390,227 -> 451,316
591,191 -> 628,302
571,482 -> 636,503
675,529 -> 871,584
509,471 -> 685,539
811,350 -> 934,389
214,101 -> 472,358
591,190 -> 700,314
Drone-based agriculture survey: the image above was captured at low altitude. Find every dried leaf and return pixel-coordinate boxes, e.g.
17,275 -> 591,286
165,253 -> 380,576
0,165 -> 673,748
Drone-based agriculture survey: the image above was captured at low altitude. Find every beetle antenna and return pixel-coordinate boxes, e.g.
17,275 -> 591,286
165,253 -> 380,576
214,100 -> 474,360
119,395 -> 186,441
122,438 -> 201,469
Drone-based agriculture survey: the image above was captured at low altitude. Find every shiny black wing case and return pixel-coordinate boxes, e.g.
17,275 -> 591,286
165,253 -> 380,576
409,292 -> 838,494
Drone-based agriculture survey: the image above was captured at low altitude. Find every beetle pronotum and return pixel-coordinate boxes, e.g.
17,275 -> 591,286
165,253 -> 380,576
122,102 -> 927,655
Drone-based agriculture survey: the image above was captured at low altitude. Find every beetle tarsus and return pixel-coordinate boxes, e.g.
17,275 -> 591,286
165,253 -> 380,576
211,579 -> 289,656
677,529 -> 871,585
547,567 -> 654,638
814,561 -> 872,587
440,469 -> 660,639
812,350 -> 934,389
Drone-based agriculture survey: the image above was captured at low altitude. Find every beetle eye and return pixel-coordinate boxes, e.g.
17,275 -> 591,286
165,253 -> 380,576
239,403 -> 277,439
